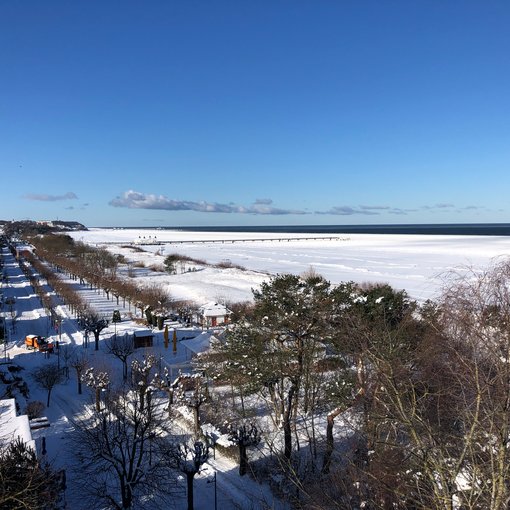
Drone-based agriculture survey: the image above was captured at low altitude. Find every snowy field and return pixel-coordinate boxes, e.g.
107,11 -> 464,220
71,228 -> 510,303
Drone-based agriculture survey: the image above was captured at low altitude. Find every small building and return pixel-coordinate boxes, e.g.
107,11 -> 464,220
15,244 -> 33,260
181,331 -> 212,360
133,235 -> 160,245
181,331 -> 224,360
133,329 -> 154,348
196,302 -> 232,329
0,399 -> 36,452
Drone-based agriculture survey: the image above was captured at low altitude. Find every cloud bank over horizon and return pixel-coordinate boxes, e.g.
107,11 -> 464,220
109,190 -> 308,215
23,192 -> 78,202
108,191 -> 488,219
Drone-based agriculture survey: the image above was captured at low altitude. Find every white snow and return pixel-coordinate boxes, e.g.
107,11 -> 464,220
68,229 -> 510,303
198,302 -> 231,317
4,228 -> 510,509
181,332 -> 213,357
0,398 -> 35,451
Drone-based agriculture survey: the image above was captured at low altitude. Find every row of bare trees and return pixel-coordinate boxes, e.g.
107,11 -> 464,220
26,234 -> 173,318
4,236 -> 216,509
10,234 -> 178,352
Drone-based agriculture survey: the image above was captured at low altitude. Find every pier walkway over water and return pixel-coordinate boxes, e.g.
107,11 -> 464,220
94,235 -> 347,246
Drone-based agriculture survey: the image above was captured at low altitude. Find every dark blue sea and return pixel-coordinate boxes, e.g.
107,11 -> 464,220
118,224 -> 510,236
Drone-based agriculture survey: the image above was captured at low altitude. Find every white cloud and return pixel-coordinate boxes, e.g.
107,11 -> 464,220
109,191 -> 307,215
23,192 -> 78,202
317,206 -> 383,216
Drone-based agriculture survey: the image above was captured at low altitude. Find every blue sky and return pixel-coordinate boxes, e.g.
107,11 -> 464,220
1,1 -> 509,227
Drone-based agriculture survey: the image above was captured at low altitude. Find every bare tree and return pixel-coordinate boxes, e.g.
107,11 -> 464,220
141,283 -> 172,313
170,440 -> 209,510
228,423 -> 261,476
412,260 -> 510,509
311,267 -> 510,509
174,374 -> 208,435
105,333 -> 135,382
83,367 -> 110,412
69,370 -> 177,509
152,366 -> 175,415
70,351 -> 88,395
80,311 -> 109,351
131,355 -> 157,412
60,344 -> 74,379
32,363 -> 64,407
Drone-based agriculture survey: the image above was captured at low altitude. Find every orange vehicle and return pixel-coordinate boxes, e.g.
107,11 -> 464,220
25,335 -> 54,353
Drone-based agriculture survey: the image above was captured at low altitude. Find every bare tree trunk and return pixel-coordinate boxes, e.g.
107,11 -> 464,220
239,385 -> 245,417
322,390 -> 363,474
193,407 -> 199,435
239,443 -> 248,476
292,395 -> 300,452
311,411 -> 317,460
283,385 -> 297,459
230,382 -> 235,408
322,407 -> 342,474
121,479 -> 133,509
186,472 -> 194,510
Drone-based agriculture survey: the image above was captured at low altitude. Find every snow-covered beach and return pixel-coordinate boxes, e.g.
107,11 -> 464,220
70,228 -> 510,303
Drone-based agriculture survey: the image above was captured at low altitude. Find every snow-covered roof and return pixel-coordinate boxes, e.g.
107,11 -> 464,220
198,302 -> 232,317
181,331 -> 212,355
0,399 -> 35,452
133,329 -> 154,337
15,244 -> 33,253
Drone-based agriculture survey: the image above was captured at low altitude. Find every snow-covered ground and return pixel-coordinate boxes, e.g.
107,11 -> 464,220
0,245 -> 286,510
4,229 -> 510,509
71,228 -> 510,302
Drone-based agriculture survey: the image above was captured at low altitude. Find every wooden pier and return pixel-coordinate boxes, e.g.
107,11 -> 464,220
95,236 -> 347,246
163,236 -> 344,245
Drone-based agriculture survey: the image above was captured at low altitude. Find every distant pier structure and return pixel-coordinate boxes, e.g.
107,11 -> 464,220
163,236 -> 345,245
95,235 -> 347,246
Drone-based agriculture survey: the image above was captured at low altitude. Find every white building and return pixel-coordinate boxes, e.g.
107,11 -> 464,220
133,235 -> 160,245
196,302 -> 232,328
